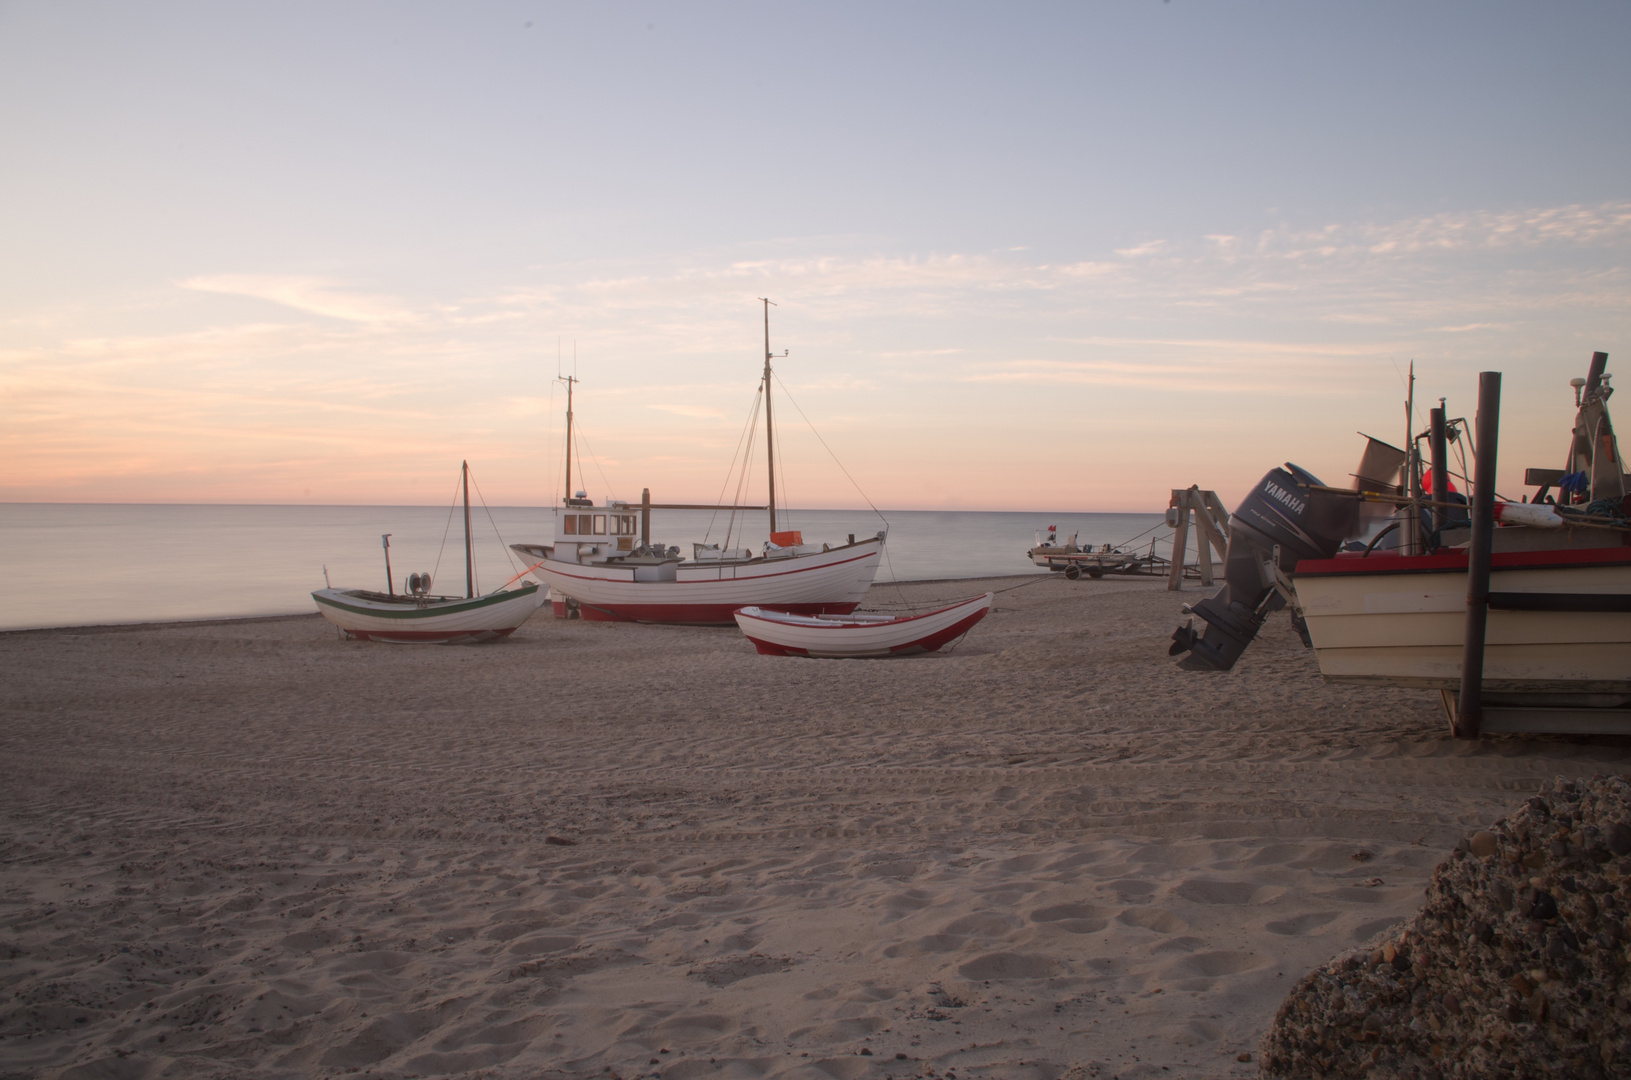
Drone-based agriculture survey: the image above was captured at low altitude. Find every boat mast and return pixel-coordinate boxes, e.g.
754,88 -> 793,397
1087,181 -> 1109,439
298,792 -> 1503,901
562,374 -> 578,501
463,460 -> 474,598
760,298 -> 785,534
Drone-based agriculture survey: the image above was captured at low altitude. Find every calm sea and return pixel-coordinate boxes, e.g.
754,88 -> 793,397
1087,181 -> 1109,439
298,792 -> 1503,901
0,504 -> 1194,631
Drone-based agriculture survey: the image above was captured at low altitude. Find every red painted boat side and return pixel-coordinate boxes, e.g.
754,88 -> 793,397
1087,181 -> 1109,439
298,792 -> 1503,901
1296,545 -> 1631,577
888,607 -> 991,653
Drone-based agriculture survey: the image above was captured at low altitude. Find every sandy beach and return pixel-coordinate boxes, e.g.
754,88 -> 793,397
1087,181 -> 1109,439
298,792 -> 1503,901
3,574 -> 1628,1080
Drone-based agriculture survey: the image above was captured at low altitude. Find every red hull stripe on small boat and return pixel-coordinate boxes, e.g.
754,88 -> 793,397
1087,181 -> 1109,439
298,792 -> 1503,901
1296,545 -> 1631,577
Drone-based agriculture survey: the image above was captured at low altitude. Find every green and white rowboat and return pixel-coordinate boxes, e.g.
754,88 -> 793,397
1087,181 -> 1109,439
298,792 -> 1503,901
312,583 -> 546,643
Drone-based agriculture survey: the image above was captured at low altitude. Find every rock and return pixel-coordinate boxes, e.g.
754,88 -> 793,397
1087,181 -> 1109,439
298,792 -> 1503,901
1607,822 -> 1631,857
1260,774 -> 1631,1079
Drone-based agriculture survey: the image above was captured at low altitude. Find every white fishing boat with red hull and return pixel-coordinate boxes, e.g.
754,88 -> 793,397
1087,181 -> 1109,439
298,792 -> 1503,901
519,532 -> 883,624
513,302 -> 885,626
734,593 -> 992,657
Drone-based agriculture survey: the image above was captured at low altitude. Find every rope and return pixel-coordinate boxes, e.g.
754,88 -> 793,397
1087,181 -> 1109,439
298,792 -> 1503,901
468,466 -> 523,589
771,372 -> 889,530
575,426 -> 618,505
429,469 -> 462,595
706,385 -> 762,547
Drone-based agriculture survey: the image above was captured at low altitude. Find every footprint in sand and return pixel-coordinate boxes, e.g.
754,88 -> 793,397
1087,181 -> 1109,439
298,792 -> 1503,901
506,934 -> 579,958
1172,879 -> 1284,906
1178,950 -> 1261,977
1116,907 -> 1186,934
1107,879 -> 1157,903
938,911 -> 1023,938
957,952 -> 1060,981
1265,911 -> 1337,936
689,953 -> 791,986
881,934 -> 966,958
1029,902 -> 1108,934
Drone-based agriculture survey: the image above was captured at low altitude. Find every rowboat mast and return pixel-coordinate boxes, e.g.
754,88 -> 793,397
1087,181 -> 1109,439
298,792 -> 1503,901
462,460 -> 474,599
761,297 -> 786,535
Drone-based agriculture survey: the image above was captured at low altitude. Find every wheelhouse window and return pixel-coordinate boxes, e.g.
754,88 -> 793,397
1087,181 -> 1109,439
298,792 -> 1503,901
563,515 -> 577,535
594,515 -> 606,535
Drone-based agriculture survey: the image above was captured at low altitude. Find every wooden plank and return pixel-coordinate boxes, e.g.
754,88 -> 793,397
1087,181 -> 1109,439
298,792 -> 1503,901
1167,489 -> 1190,591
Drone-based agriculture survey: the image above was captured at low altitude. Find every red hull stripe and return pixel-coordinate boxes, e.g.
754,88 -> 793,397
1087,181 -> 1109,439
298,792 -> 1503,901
1296,544 -> 1631,577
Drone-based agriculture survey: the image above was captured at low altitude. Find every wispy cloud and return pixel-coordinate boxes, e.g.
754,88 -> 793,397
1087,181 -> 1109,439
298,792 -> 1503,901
183,275 -> 416,324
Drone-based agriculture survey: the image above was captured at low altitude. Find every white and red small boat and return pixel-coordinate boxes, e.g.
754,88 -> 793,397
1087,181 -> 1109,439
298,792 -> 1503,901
733,593 -> 993,657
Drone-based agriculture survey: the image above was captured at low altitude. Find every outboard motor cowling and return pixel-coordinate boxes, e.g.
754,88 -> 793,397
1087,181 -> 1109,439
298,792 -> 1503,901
1169,463 -> 1359,671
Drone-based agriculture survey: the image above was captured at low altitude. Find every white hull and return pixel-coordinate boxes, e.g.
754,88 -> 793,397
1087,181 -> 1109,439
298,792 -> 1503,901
312,584 -> 546,643
735,593 -> 992,657
1293,548 -> 1631,692
523,538 -> 884,624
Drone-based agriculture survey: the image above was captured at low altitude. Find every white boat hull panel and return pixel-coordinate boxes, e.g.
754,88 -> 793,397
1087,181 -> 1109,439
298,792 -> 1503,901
1293,548 -> 1631,692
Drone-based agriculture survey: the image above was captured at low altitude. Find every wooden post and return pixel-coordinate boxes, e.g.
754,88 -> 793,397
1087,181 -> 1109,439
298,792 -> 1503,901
641,487 -> 652,548
1430,406 -> 1450,531
1454,372 -> 1501,739
1167,489 -> 1191,591
463,460 -> 474,599
1166,486 -> 1229,590
1192,494 -> 1219,586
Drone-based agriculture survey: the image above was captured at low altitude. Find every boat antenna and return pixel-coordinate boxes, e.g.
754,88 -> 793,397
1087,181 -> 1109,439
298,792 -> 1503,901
760,298 -> 786,534
463,460 -> 474,599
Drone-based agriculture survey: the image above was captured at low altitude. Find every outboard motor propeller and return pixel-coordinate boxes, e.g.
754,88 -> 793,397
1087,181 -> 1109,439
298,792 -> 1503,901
1169,463 -> 1359,671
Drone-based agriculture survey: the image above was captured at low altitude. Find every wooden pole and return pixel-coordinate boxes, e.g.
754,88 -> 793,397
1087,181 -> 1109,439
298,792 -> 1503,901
761,298 -> 778,535
1191,490 -> 1219,586
562,375 -> 577,498
463,460 -> 474,599
1454,372 -> 1501,739
641,487 -> 652,548
1430,405 -> 1450,532
1167,489 -> 1190,591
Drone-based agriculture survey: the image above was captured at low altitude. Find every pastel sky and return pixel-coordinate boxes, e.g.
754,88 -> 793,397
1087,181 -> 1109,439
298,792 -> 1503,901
3,2 -> 1628,512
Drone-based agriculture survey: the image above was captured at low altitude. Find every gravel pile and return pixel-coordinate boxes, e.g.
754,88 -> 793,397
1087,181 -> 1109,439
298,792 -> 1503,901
1261,775 -> 1631,1079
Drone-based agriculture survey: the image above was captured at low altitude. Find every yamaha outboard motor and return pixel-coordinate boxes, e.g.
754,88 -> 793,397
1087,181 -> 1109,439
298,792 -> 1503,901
1169,463 -> 1359,671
